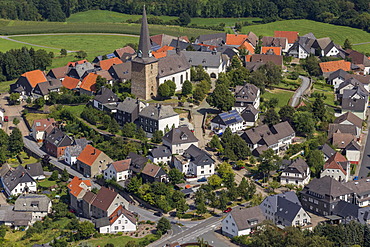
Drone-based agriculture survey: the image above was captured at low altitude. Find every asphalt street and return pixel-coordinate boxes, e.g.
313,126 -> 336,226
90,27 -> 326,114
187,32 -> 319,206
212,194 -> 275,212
358,128 -> 370,179
290,76 -> 311,107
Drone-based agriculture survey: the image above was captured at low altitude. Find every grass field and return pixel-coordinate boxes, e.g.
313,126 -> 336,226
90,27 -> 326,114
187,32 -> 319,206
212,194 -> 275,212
25,113 -> 49,127
64,105 -> 86,117
77,234 -> 158,247
67,10 -> 261,27
310,82 -> 335,107
262,89 -> 294,109
243,19 -> 370,53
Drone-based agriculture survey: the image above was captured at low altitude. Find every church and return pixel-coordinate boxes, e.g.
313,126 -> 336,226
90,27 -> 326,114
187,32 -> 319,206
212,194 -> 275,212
131,7 -> 191,100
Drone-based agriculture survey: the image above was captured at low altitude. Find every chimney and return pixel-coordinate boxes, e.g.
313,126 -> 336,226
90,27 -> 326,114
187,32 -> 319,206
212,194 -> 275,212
93,149 -> 96,155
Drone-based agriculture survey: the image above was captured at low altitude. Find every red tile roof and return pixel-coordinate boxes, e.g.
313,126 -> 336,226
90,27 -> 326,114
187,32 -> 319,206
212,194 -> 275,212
152,51 -> 168,59
68,176 -> 91,197
239,41 -> 255,54
324,152 -> 348,175
156,45 -> 175,53
112,159 -> 131,172
91,187 -> 119,211
80,73 -> 98,92
115,46 -> 135,58
67,60 -> 89,67
261,46 -> 282,55
77,144 -> 102,166
226,34 -> 248,46
319,60 -> 351,73
32,118 -> 55,132
62,76 -> 80,90
274,31 -> 299,44
108,205 -> 137,225
22,70 -> 47,88
98,57 -> 123,70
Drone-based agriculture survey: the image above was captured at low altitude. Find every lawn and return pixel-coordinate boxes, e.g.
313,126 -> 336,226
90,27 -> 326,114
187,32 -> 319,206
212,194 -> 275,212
0,79 -> 14,93
191,17 -> 261,27
76,234 -> 158,247
38,178 -> 57,188
63,105 -> 86,117
310,82 -> 336,107
262,89 -> 294,109
25,113 -> 49,127
243,19 -> 370,53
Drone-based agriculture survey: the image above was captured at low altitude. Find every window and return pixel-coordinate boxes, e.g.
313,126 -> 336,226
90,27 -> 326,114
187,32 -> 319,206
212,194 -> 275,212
118,220 -> 121,224
114,226 -> 118,230
295,220 -> 300,225
122,225 -> 125,230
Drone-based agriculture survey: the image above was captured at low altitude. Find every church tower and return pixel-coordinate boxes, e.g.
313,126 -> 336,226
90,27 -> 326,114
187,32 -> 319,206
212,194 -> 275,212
131,6 -> 159,100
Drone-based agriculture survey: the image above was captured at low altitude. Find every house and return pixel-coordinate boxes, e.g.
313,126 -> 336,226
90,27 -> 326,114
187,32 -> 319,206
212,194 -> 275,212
246,54 -> 283,67
141,163 -> 168,183
334,112 -> 363,136
336,78 -> 368,100
240,121 -> 295,155
104,159 -> 132,182
1,165 -> 37,196
79,73 -> 98,94
108,62 -> 131,82
319,60 -> 352,77
332,200 -> 370,224
345,141 -> 361,163
93,87 -> 119,112
233,83 -> 260,113
138,104 -> 179,134
47,66 -> 70,81
173,145 -> 215,180
151,34 -> 187,47
162,126 -> 199,155
33,79 -> 62,99
64,138 -> 89,166
280,158 -> 310,186
221,206 -> 265,237
44,128 -> 73,158
321,152 -> 350,182
62,76 -> 81,90
94,70 -> 115,86
173,50 -> 229,78
274,31 -> 299,49
287,36 -> 318,59
240,105 -> 259,127
96,57 -> 123,70
114,46 -> 136,60
67,176 -> 92,213
300,176 -> 352,216
128,152 -> 148,174
195,33 -> 226,46
332,133 -> 356,150
76,145 -> 113,178
259,191 -> 311,228
148,145 -> 172,164
25,163 -> 45,180
341,86 -> 368,120
14,194 -> 52,221
31,118 -> 56,142
0,205 -> 33,229
95,205 -> 137,233
346,49 -> 370,74
261,47 -> 282,55
319,144 -> 336,161
262,36 -> 288,53
10,70 -> 48,97
328,69 -> 350,89
225,34 -> 248,47
210,110 -> 244,134
328,123 -> 358,140
67,61 -> 95,79
115,97 -> 147,126
344,178 -> 370,207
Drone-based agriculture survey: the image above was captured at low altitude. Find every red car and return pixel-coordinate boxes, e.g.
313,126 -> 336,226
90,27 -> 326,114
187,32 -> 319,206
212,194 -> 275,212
223,207 -> 232,213
4,116 -> 8,122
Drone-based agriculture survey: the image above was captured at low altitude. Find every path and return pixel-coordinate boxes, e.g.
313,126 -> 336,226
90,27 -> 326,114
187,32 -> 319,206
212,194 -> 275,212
357,109 -> 370,179
0,33 -> 139,53
353,42 -> 370,45
290,75 -> 311,107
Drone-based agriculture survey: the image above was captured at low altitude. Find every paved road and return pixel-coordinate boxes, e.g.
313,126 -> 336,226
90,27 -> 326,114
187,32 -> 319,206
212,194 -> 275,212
358,128 -> 370,179
290,76 -> 311,107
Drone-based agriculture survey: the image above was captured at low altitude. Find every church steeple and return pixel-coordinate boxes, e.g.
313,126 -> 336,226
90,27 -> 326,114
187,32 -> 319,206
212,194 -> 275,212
176,36 -> 181,55
138,5 -> 152,58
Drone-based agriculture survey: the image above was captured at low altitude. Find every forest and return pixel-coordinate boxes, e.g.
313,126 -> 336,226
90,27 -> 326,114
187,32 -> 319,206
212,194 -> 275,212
0,0 -> 368,32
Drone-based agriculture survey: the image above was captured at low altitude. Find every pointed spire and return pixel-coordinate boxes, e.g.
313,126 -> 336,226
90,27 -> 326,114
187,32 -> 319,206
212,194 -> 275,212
176,36 -> 180,55
138,5 -> 152,58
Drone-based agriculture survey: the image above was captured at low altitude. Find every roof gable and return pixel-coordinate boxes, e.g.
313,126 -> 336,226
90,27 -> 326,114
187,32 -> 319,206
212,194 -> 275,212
319,60 -> 351,73
77,144 -> 103,166
98,57 -> 123,70
80,73 -> 98,92
22,70 -> 47,88
274,31 -> 298,44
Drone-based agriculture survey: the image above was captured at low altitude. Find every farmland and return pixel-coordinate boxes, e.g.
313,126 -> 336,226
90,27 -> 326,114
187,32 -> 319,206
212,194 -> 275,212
243,19 -> 370,53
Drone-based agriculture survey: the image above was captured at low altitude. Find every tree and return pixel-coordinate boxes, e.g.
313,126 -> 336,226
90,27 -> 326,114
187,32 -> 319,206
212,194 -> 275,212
75,50 -> 87,59
182,80 -> 192,95
127,176 -> 142,193
9,128 -> 23,155
152,130 -> 163,143
9,93 -> 20,105
302,55 -> 321,77
77,221 -> 96,239
279,105 -> 296,123
61,168 -> 69,182
0,225 -> 6,239
230,55 -> 242,69
263,108 -> 280,126
218,190 -> 229,210
157,217 -> 171,233
196,201 -> 207,216
50,170 -> 59,181
217,162 -> 234,180
307,150 -> 324,177
208,135 -> 222,151
176,198 -> 189,219
259,62 -> 282,87
293,111 -> 315,137
164,80 -> 176,96
122,123 -> 136,138
268,181 -> 280,193
179,12 -> 191,26
168,169 -> 184,184
95,76 -> 107,92
52,202 -> 69,219
312,96 -> 326,121
343,39 -> 352,50
158,83 -> 171,98
250,193 -> 263,206
207,83 -> 235,111
207,174 -> 222,188
34,97 -> 45,108
258,149 -> 281,182
60,48 -> 67,56
13,118 -> 19,126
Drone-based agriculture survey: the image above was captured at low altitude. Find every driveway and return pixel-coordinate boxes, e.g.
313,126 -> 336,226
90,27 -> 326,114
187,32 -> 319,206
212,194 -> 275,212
290,76 -> 311,107
0,93 -> 28,135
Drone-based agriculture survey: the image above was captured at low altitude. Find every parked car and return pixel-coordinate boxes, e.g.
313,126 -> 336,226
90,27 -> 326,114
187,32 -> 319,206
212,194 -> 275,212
197,177 -> 207,182
4,116 -> 8,122
223,207 -> 232,213
353,176 -> 359,181
154,211 -> 163,217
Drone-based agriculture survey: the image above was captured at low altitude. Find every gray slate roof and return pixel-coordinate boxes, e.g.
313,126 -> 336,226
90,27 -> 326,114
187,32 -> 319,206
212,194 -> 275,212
328,123 -> 357,139
337,78 -> 367,93
2,165 -> 35,192
45,128 -> 73,148
234,83 -> 259,104
0,205 -> 32,226
157,52 -> 190,78
319,144 -> 336,159
196,33 -> 226,44
94,87 -> 119,104
334,112 -> 363,129
342,87 -> 368,112
282,158 -> 308,175
162,126 -> 198,145
25,163 -> 44,177
14,194 -> 51,212
69,138 -> 89,156
109,62 -> 131,80
261,36 -> 287,49
34,79 -> 62,96
228,206 -> 265,231
170,50 -> 223,68
328,69 -> 348,82
68,62 -> 95,79
149,145 -> 172,158
139,104 -> 178,120
128,152 -> 148,173
302,176 -> 352,200
183,145 -> 214,167
211,110 -> 243,126
240,105 -> 259,122
116,97 -> 140,114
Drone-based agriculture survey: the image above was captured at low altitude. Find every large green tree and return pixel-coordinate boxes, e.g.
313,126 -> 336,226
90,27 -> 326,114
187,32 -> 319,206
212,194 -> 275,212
293,111 -> 315,137
207,83 -> 235,111
9,127 -> 23,155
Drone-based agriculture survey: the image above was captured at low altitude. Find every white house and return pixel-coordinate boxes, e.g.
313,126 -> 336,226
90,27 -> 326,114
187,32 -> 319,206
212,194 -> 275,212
14,194 -> 52,222
148,145 -> 172,164
31,118 -> 56,142
334,112 -> 363,138
104,159 -> 132,182
0,108 -> 4,127
280,158 -> 311,187
345,141 -> 361,163
320,152 -> 350,182
25,163 -> 45,180
211,110 -> 244,134
233,83 -> 260,113
162,126 -> 199,155
96,205 -> 137,234
222,206 -> 265,238
93,87 -> 119,112
1,165 -> 37,197
173,145 -> 215,180
259,191 -> 311,228
64,138 -> 89,166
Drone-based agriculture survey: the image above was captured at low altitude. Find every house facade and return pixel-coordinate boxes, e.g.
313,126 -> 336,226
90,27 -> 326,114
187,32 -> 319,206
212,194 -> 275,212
96,205 -> 137,234
67,176 -> 92,213
138,104 -> 179,134
162,126 -> 199,155
1,165 -> 37,196
148,145 -> 172,164
320,152 -> 350,182
233,83 -> 260,113
64,138 -> 89,166
115,97 -> 147,126
44,128 -> 73,158
76,145 -> 113,178
104,159 -> 131,182
280,158 -> 310,186
31,118 -> 56,142
14,195 -> 52,221
141,163 -> 168,183
211,110 -> 244,134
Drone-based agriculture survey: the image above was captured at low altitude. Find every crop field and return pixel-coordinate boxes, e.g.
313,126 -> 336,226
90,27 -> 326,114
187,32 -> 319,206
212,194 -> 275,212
243,19 -> 370,53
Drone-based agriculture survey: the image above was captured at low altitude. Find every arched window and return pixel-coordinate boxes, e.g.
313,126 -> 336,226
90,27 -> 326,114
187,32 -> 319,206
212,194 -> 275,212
181,74 -> 183,84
